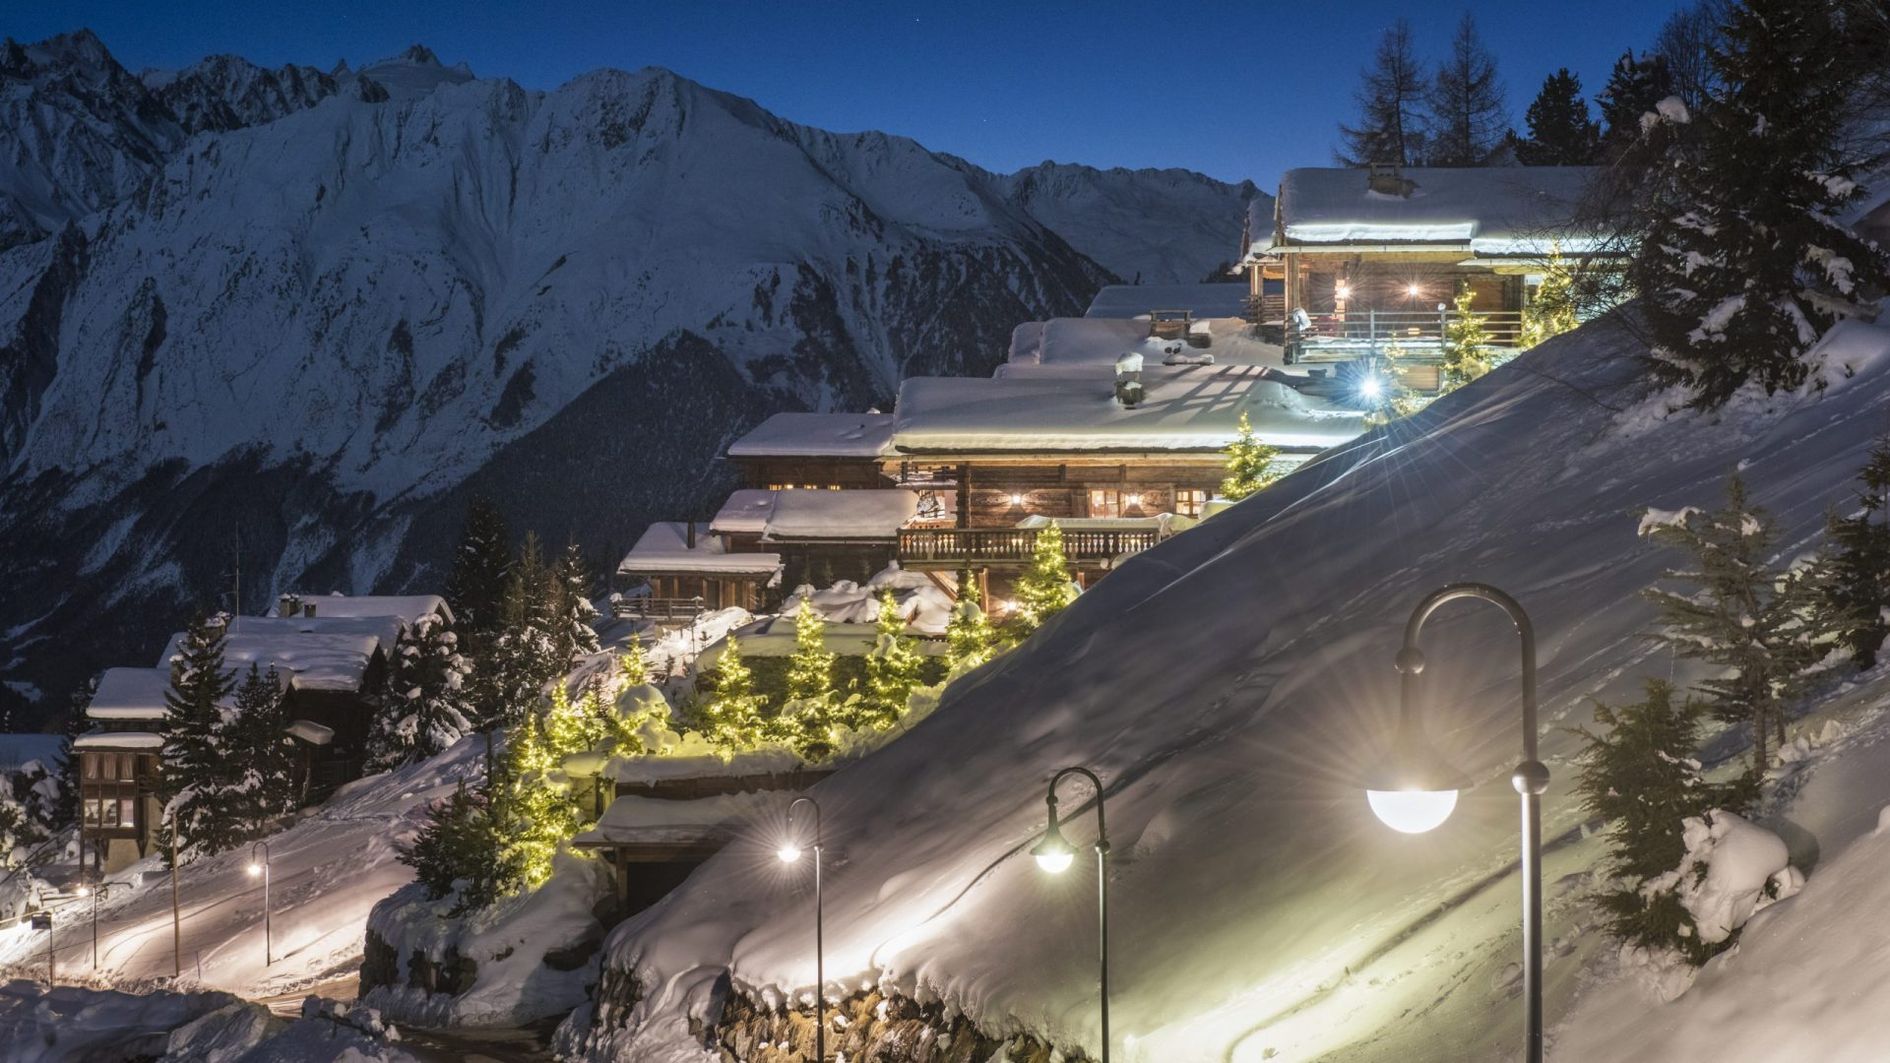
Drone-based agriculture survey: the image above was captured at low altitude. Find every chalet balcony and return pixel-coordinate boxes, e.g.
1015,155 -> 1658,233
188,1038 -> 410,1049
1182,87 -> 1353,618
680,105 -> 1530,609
611,595 -> 709,622
1287,308 -> 1525,364
897,526 -> 1159,567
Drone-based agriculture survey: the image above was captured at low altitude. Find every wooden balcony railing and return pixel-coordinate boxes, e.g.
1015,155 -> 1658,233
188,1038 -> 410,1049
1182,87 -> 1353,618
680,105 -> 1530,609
1287,308 -> 1526,363
611,595 -> 707,621
898,527 -> 1159,565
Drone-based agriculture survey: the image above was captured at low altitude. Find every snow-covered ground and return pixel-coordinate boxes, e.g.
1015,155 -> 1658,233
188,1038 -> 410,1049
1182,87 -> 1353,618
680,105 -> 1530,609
0,734 -> 485,999
560,312 -> 1890,1062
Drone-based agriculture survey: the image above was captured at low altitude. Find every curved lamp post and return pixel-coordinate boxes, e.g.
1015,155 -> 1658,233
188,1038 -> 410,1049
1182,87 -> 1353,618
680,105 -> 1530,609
1030,766 -> 1111,1063
1364,581 -> 1545,1063
246,841 -> 273,967
776,796 -> 824,1062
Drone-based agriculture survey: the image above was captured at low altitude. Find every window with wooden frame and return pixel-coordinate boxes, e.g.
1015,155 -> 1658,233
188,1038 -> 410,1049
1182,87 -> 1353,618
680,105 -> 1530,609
1087,488 -> 1121,517
1175,488 -> 1208,517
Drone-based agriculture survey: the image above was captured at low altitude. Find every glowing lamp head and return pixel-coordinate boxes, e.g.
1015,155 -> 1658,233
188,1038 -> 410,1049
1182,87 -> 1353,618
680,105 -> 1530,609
1125,493 -> 1143,507
76,885 -> 91,898
1366,788 -> 1460,833
1360,375 -> 1385,400
1406,283 -> 1423,298
1335,282 -> 1352,301
1008,493 -> 1025,506
776,843 -> 803,864
246,862 -> 262,878
1363,710 -> 1470,835
1031,821 -> 1076,874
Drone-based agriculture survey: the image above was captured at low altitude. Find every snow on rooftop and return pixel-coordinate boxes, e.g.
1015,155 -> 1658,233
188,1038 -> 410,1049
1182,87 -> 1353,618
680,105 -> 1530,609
1084,284 -> 1252,319
572,791 -> 780,848
86,666 -> 173,720
73,730 -> 164,751
281,592 -> 454,626
709,488 -> 921,540
1008,316 -> 1283,369
617,522 -> 782,576
1266,166 -> 1603,254
158,616 -> 390,692
892,364 -> 1365,452
726,412 -> 896,459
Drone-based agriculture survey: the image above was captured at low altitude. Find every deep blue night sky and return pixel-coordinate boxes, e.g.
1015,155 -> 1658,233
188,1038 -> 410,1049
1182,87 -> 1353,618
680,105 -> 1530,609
17,0 -> 1688,184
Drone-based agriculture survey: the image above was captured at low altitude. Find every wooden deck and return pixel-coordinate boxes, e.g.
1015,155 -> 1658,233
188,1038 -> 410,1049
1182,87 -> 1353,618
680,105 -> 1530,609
897,527 -> 1159,568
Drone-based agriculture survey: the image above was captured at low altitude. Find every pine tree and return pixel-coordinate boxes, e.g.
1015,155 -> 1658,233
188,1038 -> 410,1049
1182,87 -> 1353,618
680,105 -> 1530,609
399,780 -> 507,911
945,576 -> 999,675
55,680 -> 92,831
1632,0 -> 1888,408
1441,282 -> 1496,389
367,610 -> 475,772
694,636 -> 768,751
494,712 -> 579,892
549,541 -> 602,667
1336,19 -> 1429,167
1572,679 -> 1758,964
1597,50 -> 1673,158
1519,244 -> 1582,348
475,534 -> 563,733
618,640 -> 650,689
1642,475 -> 1825,772
1819,432 -> 1890,668
1219,412 -> 1282,502
775,598 -> 841,758
1516,69 -> 1600,165
1426,12 -> 1508,166
1009,522 -> 1077,636
160,613 -> 241,857
444,497 -> 513,638
226,664 -> 295,833
862,590 -> 923,729
542,681 -> 604,761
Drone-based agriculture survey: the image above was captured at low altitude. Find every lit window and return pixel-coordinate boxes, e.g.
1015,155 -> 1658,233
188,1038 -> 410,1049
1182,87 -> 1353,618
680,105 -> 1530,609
84,754 -> 98,779
1088,489 -> 1121,517
120,798 -> 136,825
1176,489 -> 1208,517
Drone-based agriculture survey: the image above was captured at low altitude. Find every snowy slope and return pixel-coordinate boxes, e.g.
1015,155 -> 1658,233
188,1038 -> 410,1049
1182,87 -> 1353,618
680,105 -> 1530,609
0,33 -> 1252,731
561,314 -> 1890,1062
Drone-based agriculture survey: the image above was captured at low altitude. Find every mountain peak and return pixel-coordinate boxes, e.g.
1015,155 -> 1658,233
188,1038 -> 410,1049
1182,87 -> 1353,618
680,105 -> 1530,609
394,43 -> 439,66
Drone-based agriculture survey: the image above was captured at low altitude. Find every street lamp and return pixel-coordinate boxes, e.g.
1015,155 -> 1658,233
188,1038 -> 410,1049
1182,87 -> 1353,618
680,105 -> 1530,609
76,881 -> 112,970
246,841 -> 273,967
777,796 -> 824,1062
1364,581 -> 1545,1063
1031,766 -> 1111,1063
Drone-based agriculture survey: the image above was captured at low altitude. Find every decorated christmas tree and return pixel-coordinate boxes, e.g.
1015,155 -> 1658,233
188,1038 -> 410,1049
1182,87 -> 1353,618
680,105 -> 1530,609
495,712 -> 579,892
1519,243 -> 1581,349
1219,412 -> 1281,502
695,636 -> 768,751
367,610 -> 475,772
1440,282 -> 1495,389
945,575 -> 999,675
862,589 -> 924,728
1009,522 -> 1077,636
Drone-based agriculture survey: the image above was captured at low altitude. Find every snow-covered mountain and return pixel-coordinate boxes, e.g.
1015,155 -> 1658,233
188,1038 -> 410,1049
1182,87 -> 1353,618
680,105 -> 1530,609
0,32 -> 1258,726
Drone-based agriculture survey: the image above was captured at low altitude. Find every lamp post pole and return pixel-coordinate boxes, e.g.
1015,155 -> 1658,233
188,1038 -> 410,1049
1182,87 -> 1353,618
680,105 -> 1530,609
81,881 -> 111,970
1392,581 -> 1544,1063
780,797 -> 824,1062
170,832 -> 182,980
1031,766 -> 1111,1063
248,841 -> 273,967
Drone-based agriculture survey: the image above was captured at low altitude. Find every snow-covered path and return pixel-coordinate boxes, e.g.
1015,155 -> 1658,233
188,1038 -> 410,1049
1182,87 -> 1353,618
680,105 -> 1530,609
0,736 -> 484,997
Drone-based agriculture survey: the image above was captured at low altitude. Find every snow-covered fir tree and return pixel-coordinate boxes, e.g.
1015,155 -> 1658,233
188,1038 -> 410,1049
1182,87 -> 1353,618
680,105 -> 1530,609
861,589 -> 923,729
1516,68 -> 1600,165
1425,12 -> 1508,166
550,541 -> 601,667
475,533 -> 564,733
1441,282 -> 1496,389
1819,432 -> 1890,668
1597,50 -> 1673,157
1009,522 -> 1077,636
160,613 -> 241,856
496,712 -> 579,891
366,610 -> 474,772
55,679 -> 91,831
399,780 -> 506,912
1219,412 -> 1281,501
945,576 -> 999,675
1336,18 -> 1428,167
1520,244 -> 1581,348
776,597 -> 841,758
1632,0 -> 1889,407
1641,475 -> 1826,772
444,497 -> 512,639
225,663 -> 295,833
1572,679 -> 1758,965
695,636 -> 767,751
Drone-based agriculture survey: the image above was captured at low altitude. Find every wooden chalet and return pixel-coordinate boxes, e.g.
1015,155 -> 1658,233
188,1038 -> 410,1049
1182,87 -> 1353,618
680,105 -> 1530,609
1243,164 -> 1620,382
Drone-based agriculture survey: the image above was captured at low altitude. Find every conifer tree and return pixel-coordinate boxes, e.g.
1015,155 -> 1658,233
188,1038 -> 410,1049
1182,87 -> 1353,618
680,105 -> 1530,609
1220,412 -> 1282,502
399,781 -> 507,911
444,497 -> 512,639
1441,282 -> 1496,389
784,597 -> 835,706
476,534 -> 563,733
1519,244 -> 1581,348
55,680 -> 92,831
1642,475 -> 1826,772
1597,50 -> 1673,158
495,712 -> 578,892
367,611 -> 474,772
1336,19 -> 1429,166
226,664 -> 295,832
1632,0 -> 1888,407
1516,69 -> 1600,165
695,636 -> 768,751
542,681 -> 604,761
618,640 -> 650,689
862,590 -> 923,728
550,541 -> 602,667
1572,679 -> 1758,964
1010,522 -> 1077,636
1819,432 -> 1890,668
945,576 -> 999,675
161,613 -> 240,856
1426,12 -> 1508,166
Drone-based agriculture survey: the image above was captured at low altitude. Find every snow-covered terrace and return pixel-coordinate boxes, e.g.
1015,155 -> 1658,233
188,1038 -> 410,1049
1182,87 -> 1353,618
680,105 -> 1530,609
278,592 -> 454,625
1007,316 -> 1282,368
1083,283 -> 1252,320
85,666 -> 173,721
1254,165 -> 1606,257
571,791 -> 779,849
616,521 -> 781,576
711,487 -> 930,541
726,411 -> 896,459
892,364 -> 1366,453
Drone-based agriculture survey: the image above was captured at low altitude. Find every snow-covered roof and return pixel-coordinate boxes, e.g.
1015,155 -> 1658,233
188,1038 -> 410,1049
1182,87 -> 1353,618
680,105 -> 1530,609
73,730 -> 164,751
709,489 -> 778,535
1263,166 -> 1604,255
892,364 -> 1366,453
1084,284 -> 1252,319
160,616 -> 389,692
571,792 -> 779,848
616,522 -> 782,576
712,488 -> 922,541
286,720 -> 334,745
279,593 -> 454,626
87,667 -> 173,720
1007,317 -> 1281,369
726,412 -> 896,459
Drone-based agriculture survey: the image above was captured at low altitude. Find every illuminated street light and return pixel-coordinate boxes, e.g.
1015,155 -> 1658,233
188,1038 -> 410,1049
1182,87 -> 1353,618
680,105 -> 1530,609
1032,766 -> 1111,1063
778,796 -> 825,1061
78,881 -> 112,970
247,841 -> 273,966
1365,581 -> 1544,1063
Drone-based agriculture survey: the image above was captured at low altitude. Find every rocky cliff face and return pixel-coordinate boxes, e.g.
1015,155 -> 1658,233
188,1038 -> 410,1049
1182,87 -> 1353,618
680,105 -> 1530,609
0,32 -> 1255,726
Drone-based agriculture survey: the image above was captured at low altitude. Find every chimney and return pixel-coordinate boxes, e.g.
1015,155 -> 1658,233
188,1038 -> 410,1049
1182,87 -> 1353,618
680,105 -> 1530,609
1114,352 -> 1145,408
685,522 -> 698,549
302,602 -> 317,618
1367,162 -> 1412,197
277,594 -> 297,618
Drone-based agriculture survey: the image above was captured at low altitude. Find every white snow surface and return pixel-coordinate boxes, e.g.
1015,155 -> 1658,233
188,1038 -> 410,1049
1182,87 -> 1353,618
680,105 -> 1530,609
564,315 -> 1890,1063
725,412 -> 895,459
85,666 -> 174,720
617,523 -> 782,576
1269,166 -> 1603,254
283,594 -> 454,627
1007,315 -> 1284,368
1084,284 -> 1252,319
711,488 -> 923,541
